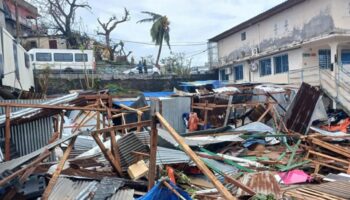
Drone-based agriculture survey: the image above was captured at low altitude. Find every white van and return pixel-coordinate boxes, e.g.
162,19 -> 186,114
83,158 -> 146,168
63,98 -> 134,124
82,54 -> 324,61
28,48 -> 95,72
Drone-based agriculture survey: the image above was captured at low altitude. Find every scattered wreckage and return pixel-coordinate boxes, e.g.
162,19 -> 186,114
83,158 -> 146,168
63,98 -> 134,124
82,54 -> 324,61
0,82 -> 350,199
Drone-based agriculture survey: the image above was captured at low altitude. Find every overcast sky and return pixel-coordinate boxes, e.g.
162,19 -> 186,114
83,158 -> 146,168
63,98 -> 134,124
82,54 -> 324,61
75,0 -> 285,66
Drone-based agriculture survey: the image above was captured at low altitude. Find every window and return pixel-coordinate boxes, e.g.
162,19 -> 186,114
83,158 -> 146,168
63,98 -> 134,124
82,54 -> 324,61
54,53 -> 73,62
259,58 -> 272,76
220,69 -> 229,81
274,54 -> 289,74
36,53 -> 52,61
341,49 -> 350,65
234,65 -> 244,80
24,53 -> 30,69
319,49 -> 331,69
75,53 -> 88,62
49,40 -> 58,49
30,54 -> 34,61
30,41 -> 37,48
241,32 -> 246,41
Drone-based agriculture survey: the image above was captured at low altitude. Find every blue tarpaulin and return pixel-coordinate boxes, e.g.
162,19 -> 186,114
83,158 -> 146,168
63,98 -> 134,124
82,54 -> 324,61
137,181 -> 192,200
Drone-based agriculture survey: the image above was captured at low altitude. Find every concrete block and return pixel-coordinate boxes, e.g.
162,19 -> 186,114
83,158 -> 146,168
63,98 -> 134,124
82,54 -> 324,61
127,160 -> 148,180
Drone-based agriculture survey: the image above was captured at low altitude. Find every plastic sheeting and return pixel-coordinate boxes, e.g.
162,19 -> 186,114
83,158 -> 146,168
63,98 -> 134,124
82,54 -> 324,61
137,181 -> 192,200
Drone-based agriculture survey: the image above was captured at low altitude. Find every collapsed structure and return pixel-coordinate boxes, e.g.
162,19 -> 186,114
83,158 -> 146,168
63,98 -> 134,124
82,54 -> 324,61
0,81 -> 349,200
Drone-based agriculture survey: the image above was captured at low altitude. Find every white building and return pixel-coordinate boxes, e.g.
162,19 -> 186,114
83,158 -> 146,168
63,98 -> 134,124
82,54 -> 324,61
209,0 -> 350,83
0,27 -> 34,91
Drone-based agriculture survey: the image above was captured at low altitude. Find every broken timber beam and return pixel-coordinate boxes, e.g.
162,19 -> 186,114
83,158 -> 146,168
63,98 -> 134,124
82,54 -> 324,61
91,132 -> 123,176
155,112 -> 236,200
5,106 -> 11,161
92,120 -> 151,134
41,136 -> 77,200
148,115 -> 158,190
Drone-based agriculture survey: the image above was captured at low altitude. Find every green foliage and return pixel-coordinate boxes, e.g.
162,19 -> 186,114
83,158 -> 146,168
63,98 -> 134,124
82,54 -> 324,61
104,83 -> 140,96
160,52 -> 191,76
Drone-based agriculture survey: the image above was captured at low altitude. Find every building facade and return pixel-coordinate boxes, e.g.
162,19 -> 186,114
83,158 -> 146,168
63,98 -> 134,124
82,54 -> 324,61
209,0 -> 350,84
21,35 -> 67,50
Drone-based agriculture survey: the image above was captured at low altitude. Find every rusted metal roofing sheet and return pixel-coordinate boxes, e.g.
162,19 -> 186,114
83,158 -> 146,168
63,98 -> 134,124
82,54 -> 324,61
236,171 -> 282,199
284,82 -> 321,134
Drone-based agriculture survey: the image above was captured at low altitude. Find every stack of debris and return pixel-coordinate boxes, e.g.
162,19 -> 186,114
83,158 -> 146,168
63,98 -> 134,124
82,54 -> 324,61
0,82 -> 350,199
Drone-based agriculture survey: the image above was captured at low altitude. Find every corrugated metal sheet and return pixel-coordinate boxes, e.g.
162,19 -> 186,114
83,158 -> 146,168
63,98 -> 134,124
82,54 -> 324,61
236,171 -> 282,198
152,97 -> 191,133
93,177 -> 125,200
0,131 -> 81,174
49,177 -> 98,200
0,117 -> 53,157
158,128 -> 243,147
117,133 -> 149,171
284,83 -> 321,134
201,158 -> 239,183
156,146 -> 192,165
108,189 -> 134,200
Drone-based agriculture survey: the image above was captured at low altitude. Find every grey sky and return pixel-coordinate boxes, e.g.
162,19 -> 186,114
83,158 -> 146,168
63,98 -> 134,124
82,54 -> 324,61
76,0 -> 285,66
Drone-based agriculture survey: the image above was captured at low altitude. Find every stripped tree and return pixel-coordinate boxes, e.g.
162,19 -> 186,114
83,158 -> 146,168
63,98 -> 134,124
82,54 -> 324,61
97,8 -> 130,61
137,11 -> 171,68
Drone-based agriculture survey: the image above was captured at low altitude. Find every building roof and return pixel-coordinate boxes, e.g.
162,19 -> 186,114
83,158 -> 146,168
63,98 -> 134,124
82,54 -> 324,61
208,0 -> 306,42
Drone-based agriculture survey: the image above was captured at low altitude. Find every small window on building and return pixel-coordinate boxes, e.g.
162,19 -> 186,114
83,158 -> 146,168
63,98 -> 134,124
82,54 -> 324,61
319,49 -> 331,69
220,69 -> 229,81
54,53 -> 73,62
274,54 -> 289,74
30,41 -> 37,48
341,49 -> 350,65
13,42 -> 19,80
241,32 -> 246,41
24,53 -> 30,69
49,40 -> 58,49
36,53 -> 52,61
259,58 -> 272,76
75,53 -> 88,62
30,54 -> 34,61
234,65 -> 244,80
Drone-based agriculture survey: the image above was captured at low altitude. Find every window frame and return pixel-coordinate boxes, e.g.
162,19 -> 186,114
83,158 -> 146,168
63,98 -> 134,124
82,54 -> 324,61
75,53 -> 88,62
220,69 -> 229,81
319,49 -> 331,69
341,49 -> 350,65
274,54 -> 289,74
259,58 -> 272,76
36,53 -> 52,62
241,32 -> 246,41
54,53 -> 73,62
234,65 -> 244,81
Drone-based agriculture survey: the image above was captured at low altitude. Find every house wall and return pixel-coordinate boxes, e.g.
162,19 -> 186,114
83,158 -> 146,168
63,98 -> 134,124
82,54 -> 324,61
215,0 -> 350,83
2,28 -> 34,90
22,37 -> 67,50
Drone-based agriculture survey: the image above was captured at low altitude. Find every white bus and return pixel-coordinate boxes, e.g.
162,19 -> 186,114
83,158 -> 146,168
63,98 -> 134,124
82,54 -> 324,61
28,49 -> 95,72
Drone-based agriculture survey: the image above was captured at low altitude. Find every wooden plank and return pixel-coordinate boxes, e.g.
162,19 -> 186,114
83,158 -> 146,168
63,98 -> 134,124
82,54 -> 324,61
223,96 -> 233,126
155,112 -> 236,200
311,138 -> 350,158
92,120 -> 152,134
148,116 -> 158,190
224,175 -> 256,195
91,133 -> 123,176
41,136 -> 77,200
5,106 -> 11,161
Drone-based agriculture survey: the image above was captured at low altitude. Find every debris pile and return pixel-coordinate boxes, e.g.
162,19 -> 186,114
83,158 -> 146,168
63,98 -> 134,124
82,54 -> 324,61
1,82 -> 350,199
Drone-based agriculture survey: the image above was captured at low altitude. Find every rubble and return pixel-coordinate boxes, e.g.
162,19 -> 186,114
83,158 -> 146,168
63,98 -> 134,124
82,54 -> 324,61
1,82 -> 350,199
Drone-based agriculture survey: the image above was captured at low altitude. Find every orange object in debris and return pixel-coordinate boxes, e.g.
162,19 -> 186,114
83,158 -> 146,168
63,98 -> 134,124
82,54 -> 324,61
321,118 -> 350,133
188,112 -> 199,132
166,166 -> 176,184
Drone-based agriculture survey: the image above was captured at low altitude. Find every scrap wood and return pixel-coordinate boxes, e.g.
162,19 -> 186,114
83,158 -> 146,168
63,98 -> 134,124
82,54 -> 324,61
91,132 -> 123,176
155,112 -> 236,200
310,138 -> 350,158
200,148 -> 254,172
41,135 -> 77,200
306,150 -> 350,174
0,149 -> 51,187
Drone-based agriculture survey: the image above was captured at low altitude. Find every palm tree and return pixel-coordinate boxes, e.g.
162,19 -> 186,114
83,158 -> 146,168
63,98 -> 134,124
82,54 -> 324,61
137,11 -> 171,68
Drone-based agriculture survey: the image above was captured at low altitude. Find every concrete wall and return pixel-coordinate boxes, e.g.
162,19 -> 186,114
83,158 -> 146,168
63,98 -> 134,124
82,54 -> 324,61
215,0 -> 350,84
22,36 -> 67,50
